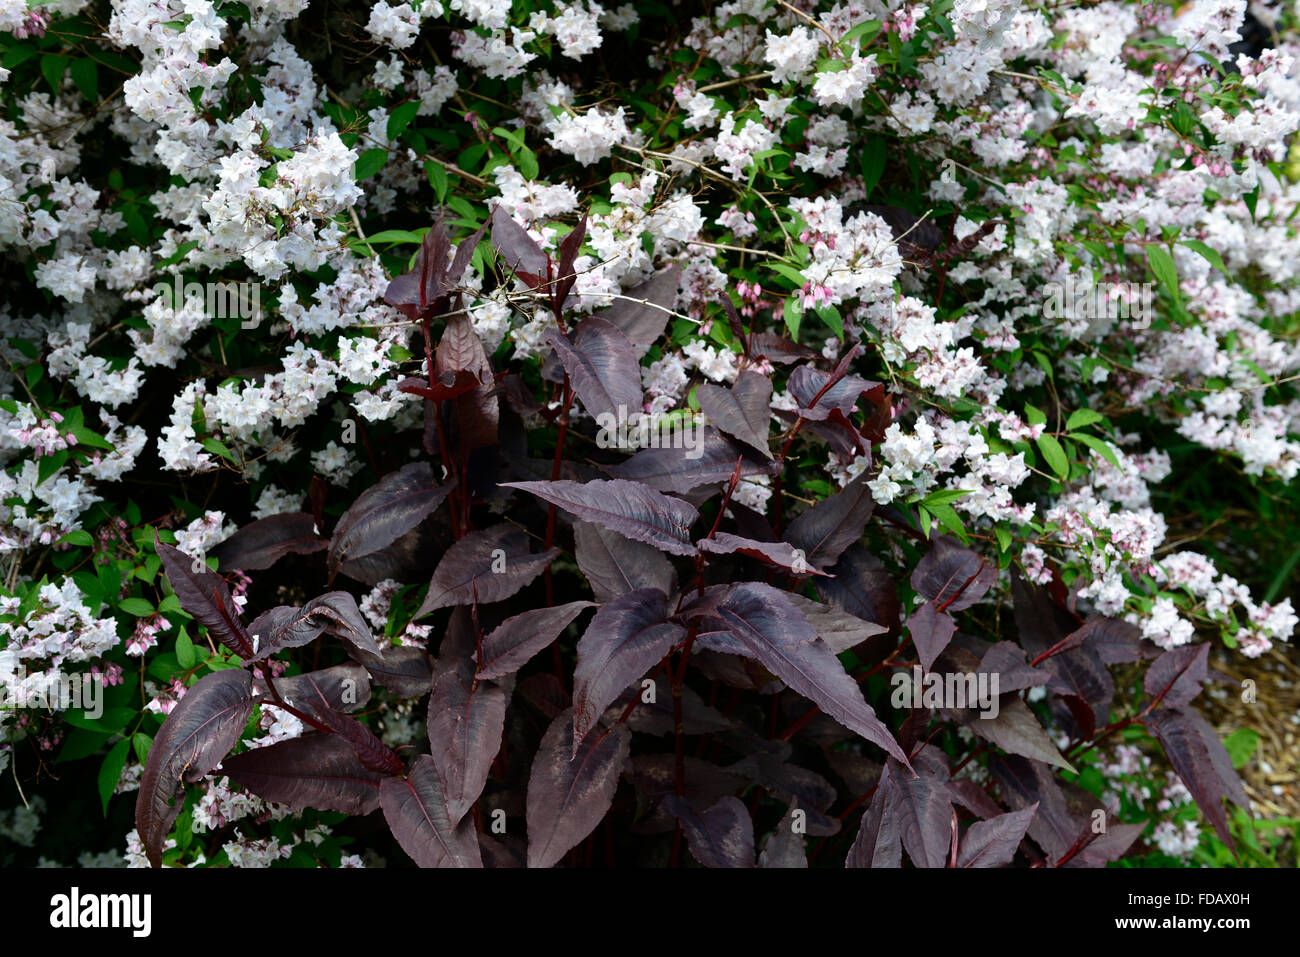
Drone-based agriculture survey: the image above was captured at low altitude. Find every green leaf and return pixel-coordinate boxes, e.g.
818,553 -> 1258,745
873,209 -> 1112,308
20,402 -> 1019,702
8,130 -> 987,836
1180,239 -> 1228,275
117,597 -> 155,617
1065,408 -> 1105,431
927,503 -> 968,542
1070,431 -> 1121,469
41,54 -> 69,94
816,304 -> 843,337
921,488 -> 972,507
387,101 -> 420,140
425,161 -> 449,202
58,530 -> 94,547
1024,404 -> 1047,427
783,295 -> 801,339
766,262 -> 806,288
175,626 -> 197,669
64,706 -> 135,734
1223,729 -> 1259,770
859,137 -> 886,200
99,738 -> 131,815
354,147 -> 388,181
1036,434 -> 1070,479
1145,244 -> 1180,307
132,732 -> 152,764
201,436 -> 238,463
994,526 -> 1012,554
69,58 -> 98,102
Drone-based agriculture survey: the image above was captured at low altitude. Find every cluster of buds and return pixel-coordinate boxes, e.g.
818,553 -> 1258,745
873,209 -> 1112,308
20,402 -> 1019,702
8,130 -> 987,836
10,410 -> 77,459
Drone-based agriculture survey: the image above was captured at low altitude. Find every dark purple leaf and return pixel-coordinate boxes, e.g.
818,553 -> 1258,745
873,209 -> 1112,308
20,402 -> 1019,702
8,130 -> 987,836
788,365 -> 883,421
210,512 -> 325,572
759,800 -> 808,868
526,711 -> 631,868
605,426 -> 774,494
908,600 -> 956,672
783,476 -> 874,570
1011,570 -> 1083,660
989,755 -> 1080,860
475,601 -> 596,680
947,779 -> 1003,820
156,542 -> 254,658
726,751 -> 840,836
599,266 -> 681,357
965,695 -> 1074,772
489,204 -> 548,280
384,222 -> 452,319
547,317 -> 642,423
312,704 -> 405,775
977,642 -> 1051,694
888,761 -> 954,868
327,463 -> 451,582
246,591 -> 382,662
1080,616 -> 1151,664
845,761 -> 901,868
222,734 -> 384,815
699,532 -> 830,576
911,536 -> 996,612
785,594 -> 888,653
264,664 -> 370,719
380,754 -> 483,867
554,211 -> 587,303
136,669 -> 256,867
1069,822 -> 1146,867
437,313 -> 498,448
573,521 -> 676,603
417,523 -> 560,616
1145,707 -> 1250,852
749,333 -> 815,364
573,588 -> 684,749
355,646 -> 435,698
697,371 -> 773,459
615,681 -> 736,737
427,666 -> 511,823
707,582 -> 908,765
1144,643 -> 1210,708
817,545 -> 901,633
957,803 -> 1037,867
502,479 -> 698,557
663,795 -> 755,868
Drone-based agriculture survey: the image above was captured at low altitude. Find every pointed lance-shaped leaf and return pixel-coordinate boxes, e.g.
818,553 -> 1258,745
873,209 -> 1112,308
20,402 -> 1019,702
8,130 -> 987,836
1145,707 -> 1250,852
417,523 -> 559,617
136,669 -> 256,867
989,755 -> 1080,861
785,593 -> 888,653
381,754 -> 483,868
957,803 -> 1038,867
1144,642 -> 1210,709
312,703 -> 406,775
605,427 -> 774,494
502,479 -> 699,556
573,588 -> 684,751
759,800 -> 808,868
965,695 -> 1075,773
209,512 -> 326,572
907,600 -> 956,673
262,664 -> 371,719
787,365 -> 883,421
156,542 -> 255,658
546,318 -> 642,424
222,734 -> 385,816
663,795 -> 756,868
476,601 -> 597,681
598,266 -> 681,357
328,462 -> 451,581
699,533 -> 832,577
489,204 -> 548,282
526,711 -> 631,868
436,313 -> 498,448
817,544 -> 901,633
749,333 -> 815,364
697,371 -> 773,459
427,661 -> 513,824
246,591 -> 383,663
554,211 -> 588,305
889,761 -> 955,869
911,536 -> 996,612
783,476 -> 875,571
707,582 -> 909,766
355,645 -> 435,698
845,761 -> 902,868
573,521 -> 675,604
384,221 -> 452,319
